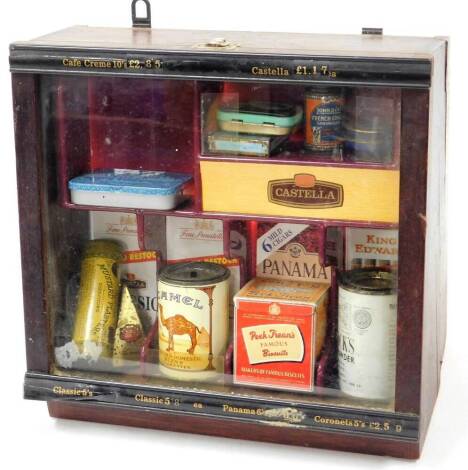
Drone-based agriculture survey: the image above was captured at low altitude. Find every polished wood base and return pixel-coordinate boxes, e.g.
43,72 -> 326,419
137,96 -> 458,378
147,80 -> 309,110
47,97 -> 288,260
48,401 -> 420,459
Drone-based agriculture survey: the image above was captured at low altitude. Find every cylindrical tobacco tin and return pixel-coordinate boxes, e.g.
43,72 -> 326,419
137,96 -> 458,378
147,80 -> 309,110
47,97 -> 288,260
158,262 -> 230,380
338,269 -> 397,401
342,125 -> 393,163
304,87 -> 344,154
72,240 -> 122,360
342,87 -> 395,163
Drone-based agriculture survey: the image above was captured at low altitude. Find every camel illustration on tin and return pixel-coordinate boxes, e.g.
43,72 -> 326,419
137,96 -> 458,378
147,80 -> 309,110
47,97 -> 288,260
159,304 -> 201,354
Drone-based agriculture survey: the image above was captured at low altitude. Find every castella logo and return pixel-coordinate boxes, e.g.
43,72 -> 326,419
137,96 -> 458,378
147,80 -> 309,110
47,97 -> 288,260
268,174 -> 343,209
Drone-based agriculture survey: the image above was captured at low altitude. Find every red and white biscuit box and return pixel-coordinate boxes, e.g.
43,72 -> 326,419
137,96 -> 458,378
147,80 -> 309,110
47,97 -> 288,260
234,277 -> 329,392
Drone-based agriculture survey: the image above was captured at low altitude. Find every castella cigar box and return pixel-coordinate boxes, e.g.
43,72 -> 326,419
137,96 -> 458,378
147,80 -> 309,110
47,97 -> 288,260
256,223 -> 331,283
234,277 -> 329,392
345,227 -> 398,270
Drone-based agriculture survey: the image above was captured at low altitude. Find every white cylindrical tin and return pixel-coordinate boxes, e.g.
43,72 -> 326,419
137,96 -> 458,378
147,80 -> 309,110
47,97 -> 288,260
338,269 -> 397,401
158,262 -> 230,381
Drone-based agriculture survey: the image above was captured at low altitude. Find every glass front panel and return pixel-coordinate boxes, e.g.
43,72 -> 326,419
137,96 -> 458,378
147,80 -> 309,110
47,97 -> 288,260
40,75 -> 402,413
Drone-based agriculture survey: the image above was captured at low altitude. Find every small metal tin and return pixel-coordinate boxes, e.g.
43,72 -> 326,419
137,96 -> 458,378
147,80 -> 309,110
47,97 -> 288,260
338,269 -> 397,401
207,131 -> 287,158
158,262 -> 230,380
304,87 -> 344,155
69,170 -> 193,210
342,125 -> 393,163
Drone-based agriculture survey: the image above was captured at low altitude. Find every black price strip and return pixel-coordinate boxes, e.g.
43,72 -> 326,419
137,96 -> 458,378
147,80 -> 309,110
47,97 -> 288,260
10,47 -> 431,88
25,372 -> 418,440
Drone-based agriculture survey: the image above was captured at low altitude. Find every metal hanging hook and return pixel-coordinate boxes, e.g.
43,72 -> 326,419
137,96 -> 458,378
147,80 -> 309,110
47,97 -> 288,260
132,0 -> 152,28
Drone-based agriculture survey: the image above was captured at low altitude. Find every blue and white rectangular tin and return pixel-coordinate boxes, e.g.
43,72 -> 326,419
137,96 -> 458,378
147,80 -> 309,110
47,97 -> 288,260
69,170 -> 192,210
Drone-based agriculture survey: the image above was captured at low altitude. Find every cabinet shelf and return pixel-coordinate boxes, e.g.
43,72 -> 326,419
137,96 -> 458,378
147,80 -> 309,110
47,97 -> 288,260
62,200 -> 398,229
199,153 -> 399,170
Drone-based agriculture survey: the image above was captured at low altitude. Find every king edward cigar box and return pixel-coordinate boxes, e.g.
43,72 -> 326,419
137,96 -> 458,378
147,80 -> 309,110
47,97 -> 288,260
10,0 -> 447,459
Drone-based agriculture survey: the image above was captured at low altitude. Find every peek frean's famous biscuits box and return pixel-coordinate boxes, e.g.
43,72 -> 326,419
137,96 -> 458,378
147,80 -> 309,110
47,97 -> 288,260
234,278 -> 329,392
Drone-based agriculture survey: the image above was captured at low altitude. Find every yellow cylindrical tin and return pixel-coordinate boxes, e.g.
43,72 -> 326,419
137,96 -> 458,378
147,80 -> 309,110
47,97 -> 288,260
72,240 -> 122,360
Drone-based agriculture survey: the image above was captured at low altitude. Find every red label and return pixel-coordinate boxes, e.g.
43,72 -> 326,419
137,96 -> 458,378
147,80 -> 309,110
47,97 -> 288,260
234,300 -> 315,391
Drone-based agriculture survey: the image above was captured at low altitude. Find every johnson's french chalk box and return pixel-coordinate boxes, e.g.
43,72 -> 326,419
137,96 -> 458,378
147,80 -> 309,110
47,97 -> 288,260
10,0 -> 447,459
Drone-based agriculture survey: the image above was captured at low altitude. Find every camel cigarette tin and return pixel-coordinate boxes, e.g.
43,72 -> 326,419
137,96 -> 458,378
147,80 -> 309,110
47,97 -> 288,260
338,269 -> 397,401
158,262 -> 230,380
207,131 -> 287,157
305,87 -> 344,154
72,240 -> 123,361
69,169 -> 192,210
234,277 -> 329,392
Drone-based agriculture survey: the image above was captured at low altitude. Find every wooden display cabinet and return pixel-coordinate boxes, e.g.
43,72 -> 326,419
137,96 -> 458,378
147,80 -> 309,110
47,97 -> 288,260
10,0 -> 447,459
